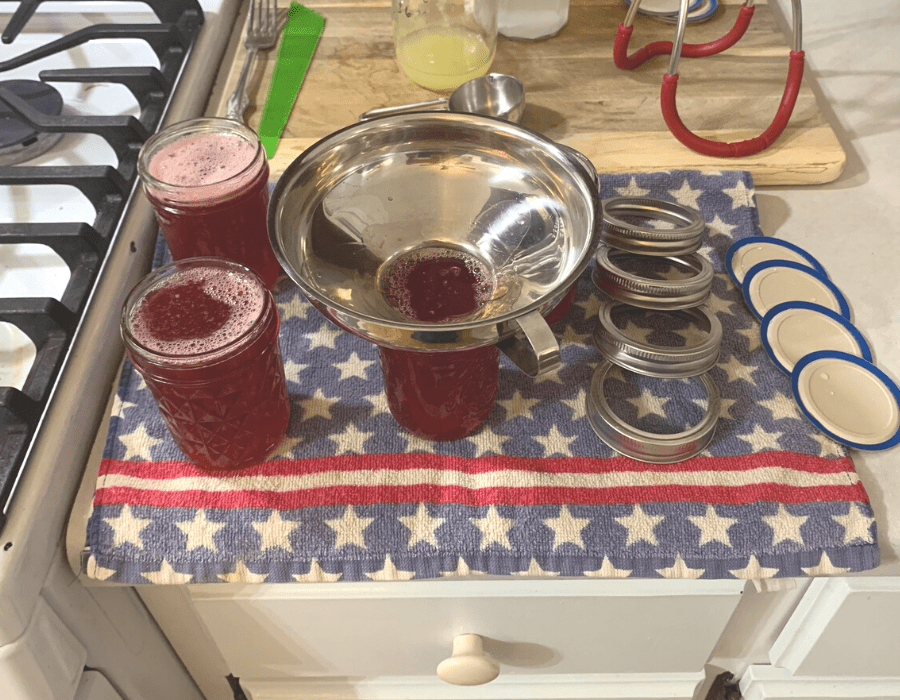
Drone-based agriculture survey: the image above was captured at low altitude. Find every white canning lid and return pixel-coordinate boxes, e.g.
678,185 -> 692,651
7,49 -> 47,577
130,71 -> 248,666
761,301 -> 872,375
726,236 -> 828,286
792,351 -> 900,451
741,260 -> 850,320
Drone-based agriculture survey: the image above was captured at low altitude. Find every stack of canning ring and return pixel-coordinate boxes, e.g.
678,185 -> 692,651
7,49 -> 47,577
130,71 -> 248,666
587,197 -> 722,463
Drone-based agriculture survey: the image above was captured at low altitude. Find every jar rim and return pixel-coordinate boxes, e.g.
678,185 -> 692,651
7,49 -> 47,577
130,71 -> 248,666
121,257 -> 273,368
136,116 -> 265,194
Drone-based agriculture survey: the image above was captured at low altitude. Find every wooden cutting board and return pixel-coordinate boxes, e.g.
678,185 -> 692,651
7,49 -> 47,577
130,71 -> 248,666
207,0 -> 845,185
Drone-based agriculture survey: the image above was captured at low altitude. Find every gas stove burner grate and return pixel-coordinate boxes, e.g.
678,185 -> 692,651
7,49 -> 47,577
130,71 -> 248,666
0,0 -> 207,533
0,79 -> 64,165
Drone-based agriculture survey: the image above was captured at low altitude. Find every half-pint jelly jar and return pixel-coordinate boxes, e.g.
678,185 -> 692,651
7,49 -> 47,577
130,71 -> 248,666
121,257 -> 291,470
137,117 -> 282,289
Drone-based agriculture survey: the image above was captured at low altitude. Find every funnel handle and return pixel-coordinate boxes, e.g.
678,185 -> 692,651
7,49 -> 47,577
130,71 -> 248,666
497,310 -> 561,377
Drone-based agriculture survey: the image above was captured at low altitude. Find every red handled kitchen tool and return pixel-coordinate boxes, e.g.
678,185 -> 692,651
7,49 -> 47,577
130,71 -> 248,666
614,0 -> 804,158
258,2 -> 325,158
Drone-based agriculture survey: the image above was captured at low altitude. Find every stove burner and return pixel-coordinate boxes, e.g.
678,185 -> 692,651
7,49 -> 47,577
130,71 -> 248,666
0,79 -> 65,165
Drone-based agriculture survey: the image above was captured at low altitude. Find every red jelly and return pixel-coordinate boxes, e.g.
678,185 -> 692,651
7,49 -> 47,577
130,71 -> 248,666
138,118 -> 282,289
379,248 -> 499,440
122,258 -> 290,470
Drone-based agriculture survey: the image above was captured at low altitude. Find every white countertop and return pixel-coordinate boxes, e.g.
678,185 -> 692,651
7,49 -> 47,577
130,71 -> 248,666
761,0 -> 899,575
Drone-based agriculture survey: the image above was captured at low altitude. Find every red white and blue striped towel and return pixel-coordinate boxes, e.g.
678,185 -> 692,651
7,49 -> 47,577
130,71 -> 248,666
83,170 -> 879,583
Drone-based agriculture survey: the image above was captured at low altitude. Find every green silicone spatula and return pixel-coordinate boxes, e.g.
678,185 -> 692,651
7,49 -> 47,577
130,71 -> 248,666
258,2 -> 325,159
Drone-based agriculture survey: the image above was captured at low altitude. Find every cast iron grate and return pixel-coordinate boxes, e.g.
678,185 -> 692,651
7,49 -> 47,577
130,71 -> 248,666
0,0 -> 205,532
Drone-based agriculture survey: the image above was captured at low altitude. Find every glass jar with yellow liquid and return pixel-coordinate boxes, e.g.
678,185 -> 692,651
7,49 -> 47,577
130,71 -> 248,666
393,0 -> 498,92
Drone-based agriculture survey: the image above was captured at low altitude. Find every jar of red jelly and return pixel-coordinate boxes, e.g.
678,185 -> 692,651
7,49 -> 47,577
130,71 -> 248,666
137,117 -> 281,289
121,258 -> 291,470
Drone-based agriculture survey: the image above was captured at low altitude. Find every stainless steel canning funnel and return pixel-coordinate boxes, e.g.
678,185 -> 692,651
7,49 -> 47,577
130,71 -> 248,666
268,112 -> 602,376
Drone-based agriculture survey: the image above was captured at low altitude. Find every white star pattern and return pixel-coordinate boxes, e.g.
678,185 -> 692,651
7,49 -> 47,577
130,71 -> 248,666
535,425 -> 578,457
657,554 -> 705,579
668,181 -> 704,209
512,558 -> 559,577
104,505 -> 151,548
719,355 -> 758,384
325,506 -> 374,549
575,293 -> 601,321
615,177 -> 652,198
688,505 -> 737,546
472,506 -> 515,549
722,180 -> 755,209
307,322 -> 341,350
176,509 -> 226,552
299,388 -> 338,421
626,387 -> 670,420
142,559 -> 194,584
497,389 -> 540,420
562,387 -> 588,421
331,423 -> 374,455
706,291 -> 737,318
85,557 -> 117,581
763,503 -> 809,545
118,424 -> 162,461
399,503 -> 445,547
441,557 -> 488,577
277,297 -> 310,322
730,555 -> 779,580
832,503 -> 875,544
583,557 -> 632,578
334,351 -> 375,381
467,425 -> 512,457
252,510 -> 301,552
735,424 -> 784,451
615,505 -> 665,546
759,393 -> 801,421
283,359 -> 310,384
544,506 -> 591,549
219,561 -> 269,583
706,214 -> 737,239
364,389 -> 391,417
736,327 -> 762,352
366,555 -> 417,581
801,552 -> 850,577
111,393 -> 135,418
293,559 -> 342,582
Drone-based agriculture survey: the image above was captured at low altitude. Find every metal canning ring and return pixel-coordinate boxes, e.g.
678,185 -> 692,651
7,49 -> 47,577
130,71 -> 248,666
592,246 -> 713,310
586,360 -> 720,464
601,196 -> 706,256
593,299 -> 722,377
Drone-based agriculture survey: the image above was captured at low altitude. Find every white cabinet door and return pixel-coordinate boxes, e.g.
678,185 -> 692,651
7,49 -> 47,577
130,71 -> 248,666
189,579 -> 743,700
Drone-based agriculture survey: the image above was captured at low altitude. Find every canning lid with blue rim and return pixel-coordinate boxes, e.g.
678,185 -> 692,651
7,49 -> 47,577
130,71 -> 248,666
726,236 -> 829,287
792,350 -> 900,451
741,259 -> 850,321
761,301 -> 872,375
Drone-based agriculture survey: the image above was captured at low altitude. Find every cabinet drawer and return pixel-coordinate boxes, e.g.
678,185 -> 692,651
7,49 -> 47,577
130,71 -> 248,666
189,579 -> 742,684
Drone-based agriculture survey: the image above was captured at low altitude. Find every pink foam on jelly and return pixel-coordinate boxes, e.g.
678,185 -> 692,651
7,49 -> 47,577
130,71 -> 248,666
147,132 -> 257,198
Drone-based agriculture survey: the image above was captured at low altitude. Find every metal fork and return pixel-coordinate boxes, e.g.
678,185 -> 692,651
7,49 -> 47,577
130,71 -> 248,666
225,0 -> 279,122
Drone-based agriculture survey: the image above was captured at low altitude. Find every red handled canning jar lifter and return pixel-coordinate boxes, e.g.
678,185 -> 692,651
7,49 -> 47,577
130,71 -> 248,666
614,0 -> 804,158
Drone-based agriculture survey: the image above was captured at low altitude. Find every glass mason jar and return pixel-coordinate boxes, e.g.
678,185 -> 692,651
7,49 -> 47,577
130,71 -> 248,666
121,257 -> 291,470
393,0 -> 499,92
137,117 -> 282,289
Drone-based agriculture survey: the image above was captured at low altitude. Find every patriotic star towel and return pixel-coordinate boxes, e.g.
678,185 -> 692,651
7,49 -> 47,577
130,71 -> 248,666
83,170 -> 880,584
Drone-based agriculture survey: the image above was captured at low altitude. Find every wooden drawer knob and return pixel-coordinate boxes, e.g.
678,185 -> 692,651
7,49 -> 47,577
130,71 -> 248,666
436,634 -> 500,686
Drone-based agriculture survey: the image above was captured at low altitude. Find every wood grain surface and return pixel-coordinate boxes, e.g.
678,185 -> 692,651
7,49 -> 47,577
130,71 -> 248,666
207,0 -> 844,185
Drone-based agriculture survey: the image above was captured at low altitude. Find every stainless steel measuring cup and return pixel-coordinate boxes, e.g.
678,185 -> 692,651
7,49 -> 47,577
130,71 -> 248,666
359,73 -> 525,123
